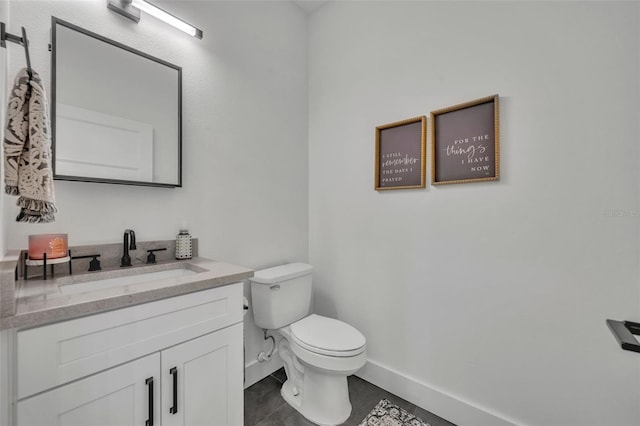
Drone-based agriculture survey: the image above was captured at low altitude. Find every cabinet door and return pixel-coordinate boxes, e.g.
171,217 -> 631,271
17,353 -> 160,426
161,323 -> 243,426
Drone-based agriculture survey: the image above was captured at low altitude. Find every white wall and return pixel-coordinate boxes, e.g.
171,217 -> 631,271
4,0 -> 308,383
309,2 -> 640,426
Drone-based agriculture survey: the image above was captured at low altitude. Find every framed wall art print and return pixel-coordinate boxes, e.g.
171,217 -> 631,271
431,95 -> 499,185
375,116 -> 426,190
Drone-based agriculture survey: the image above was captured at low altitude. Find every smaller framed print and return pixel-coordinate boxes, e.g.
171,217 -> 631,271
431,95 -> 499,185
375,116 -> 426,190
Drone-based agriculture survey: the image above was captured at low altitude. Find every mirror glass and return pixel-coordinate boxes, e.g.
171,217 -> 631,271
51,17 -> 182,187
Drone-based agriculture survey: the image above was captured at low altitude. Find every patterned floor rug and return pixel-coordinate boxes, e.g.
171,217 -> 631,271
359,399 -> 431,426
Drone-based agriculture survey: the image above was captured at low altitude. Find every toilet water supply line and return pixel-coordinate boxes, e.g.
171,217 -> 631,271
258,329 -> 276,362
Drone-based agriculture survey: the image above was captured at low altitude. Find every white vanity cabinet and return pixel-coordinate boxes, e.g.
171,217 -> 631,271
9,283 -> 244,426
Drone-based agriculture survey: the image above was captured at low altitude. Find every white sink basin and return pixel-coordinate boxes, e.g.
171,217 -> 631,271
59,268 -> 198,296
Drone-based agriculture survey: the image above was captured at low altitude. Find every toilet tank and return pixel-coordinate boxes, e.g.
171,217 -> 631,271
250,263 -> 313,330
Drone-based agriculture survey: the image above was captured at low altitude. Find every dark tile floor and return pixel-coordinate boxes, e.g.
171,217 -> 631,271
244,368 -> 456,426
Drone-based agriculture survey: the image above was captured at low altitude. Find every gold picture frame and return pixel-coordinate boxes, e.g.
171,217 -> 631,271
431,95 -> 499,185
375,116 -> 426,190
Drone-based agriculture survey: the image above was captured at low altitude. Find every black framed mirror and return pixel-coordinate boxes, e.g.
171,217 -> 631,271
51,17 -> 182,187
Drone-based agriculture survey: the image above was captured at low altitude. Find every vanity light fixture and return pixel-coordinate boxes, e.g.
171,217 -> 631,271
107,0 -> 203,39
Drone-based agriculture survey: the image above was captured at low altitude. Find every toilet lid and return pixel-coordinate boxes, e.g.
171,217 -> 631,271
290,314 -> 366,356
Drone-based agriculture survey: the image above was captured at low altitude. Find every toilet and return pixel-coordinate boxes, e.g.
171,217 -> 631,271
250,263 -> 366,426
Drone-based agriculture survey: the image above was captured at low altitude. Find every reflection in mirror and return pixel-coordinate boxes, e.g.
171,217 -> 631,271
51,17 -> 182,187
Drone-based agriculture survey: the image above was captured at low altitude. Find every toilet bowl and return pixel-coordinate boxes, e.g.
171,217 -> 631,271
250,264 -> 367,426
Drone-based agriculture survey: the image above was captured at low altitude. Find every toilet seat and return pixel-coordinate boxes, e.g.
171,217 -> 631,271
290,314 -> 366,357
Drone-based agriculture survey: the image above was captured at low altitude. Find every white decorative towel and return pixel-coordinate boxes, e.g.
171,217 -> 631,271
4,68 -> 57,223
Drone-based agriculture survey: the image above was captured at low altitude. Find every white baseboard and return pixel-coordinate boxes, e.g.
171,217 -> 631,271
356,359 -> 521,426
244,350 -> 283,389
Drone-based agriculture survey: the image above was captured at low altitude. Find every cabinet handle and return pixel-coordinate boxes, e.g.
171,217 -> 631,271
170,367 -> 178,414
145,377 -> 154,426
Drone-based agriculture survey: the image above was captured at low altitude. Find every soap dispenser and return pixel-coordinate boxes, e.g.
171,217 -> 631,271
175,229 -> 193,259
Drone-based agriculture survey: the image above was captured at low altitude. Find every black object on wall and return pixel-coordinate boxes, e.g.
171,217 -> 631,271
607,319 -> 640,353
0,23 -> 32,77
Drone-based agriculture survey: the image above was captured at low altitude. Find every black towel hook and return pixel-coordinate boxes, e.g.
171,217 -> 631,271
21,27 -> 32,78
1,22 -> 33,78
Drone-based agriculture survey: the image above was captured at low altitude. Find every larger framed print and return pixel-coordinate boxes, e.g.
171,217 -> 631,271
431,95 -> 499,185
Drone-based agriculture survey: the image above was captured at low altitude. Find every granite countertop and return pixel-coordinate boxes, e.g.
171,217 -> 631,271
0,256 -> 253,330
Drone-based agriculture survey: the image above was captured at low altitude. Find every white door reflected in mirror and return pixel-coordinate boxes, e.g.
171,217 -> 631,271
52,17 -> 181,187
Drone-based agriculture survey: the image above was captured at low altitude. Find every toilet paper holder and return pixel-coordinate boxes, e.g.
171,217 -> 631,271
607,319 -> 640,353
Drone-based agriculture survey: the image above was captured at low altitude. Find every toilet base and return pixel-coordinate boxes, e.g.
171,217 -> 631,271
274,325 -> 364,426
280,370 -> 352,426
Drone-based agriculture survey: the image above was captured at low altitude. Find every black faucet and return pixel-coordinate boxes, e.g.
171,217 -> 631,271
120,229 -> 137,267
